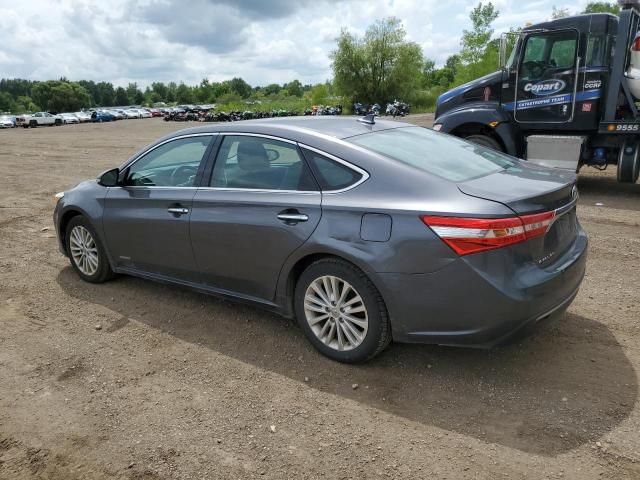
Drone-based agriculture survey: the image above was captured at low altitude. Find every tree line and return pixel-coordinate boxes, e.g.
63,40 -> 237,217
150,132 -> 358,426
0,77 -> 312,114
0,2 -> 621,114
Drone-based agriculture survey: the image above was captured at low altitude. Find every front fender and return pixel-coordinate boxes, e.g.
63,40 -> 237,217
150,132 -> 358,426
434,103 -> 524,157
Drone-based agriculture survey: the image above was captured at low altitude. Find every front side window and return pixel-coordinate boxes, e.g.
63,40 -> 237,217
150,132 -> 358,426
348,127 -> 517,182
125,136 -> 212,187
520,31 -> 577,79
210,135 -> 317,191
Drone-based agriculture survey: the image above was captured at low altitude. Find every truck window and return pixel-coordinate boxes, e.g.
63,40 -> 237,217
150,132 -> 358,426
523,37 -> 546,62
586,35 -> 606,66
550,39 -> 577,67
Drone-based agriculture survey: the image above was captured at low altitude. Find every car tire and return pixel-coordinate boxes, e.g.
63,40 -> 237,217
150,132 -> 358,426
294,258 -> 391,363
29,120 -> 37,128
65,216 -> 114,284
465,134 -> 503,152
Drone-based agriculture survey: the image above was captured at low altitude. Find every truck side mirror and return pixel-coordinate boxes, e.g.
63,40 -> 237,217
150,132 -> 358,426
499,34 -> 508,69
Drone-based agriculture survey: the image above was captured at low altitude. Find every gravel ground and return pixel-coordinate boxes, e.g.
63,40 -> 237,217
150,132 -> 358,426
0,115 -> 639,479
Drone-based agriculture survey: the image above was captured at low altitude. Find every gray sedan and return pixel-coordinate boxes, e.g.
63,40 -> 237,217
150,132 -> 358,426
53,117 -> 587,362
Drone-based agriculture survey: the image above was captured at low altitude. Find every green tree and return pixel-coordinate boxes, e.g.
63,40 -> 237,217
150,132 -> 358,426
459,2 -> 499,65
13,96 -> 39,113
126,82 -> 144,105
310,84 -> 329,104
176,83 -> 194,104
454,2 -> 500,85
263,83 -> 282,95
284,79 -> 303,97
114,87 -> 129,106
583,2 -> 620,14
0,91 -> 14,112
95,82 -> 115,106
166,82 -> 178,103
47,82 -> 91,111
551,6 -> 571,19
151,82 -> 168,102
229,77 -> 252,98
331,17 -> 424,103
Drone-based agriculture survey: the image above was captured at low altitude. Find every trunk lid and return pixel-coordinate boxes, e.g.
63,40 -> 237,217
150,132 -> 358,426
457,163 -> 579,266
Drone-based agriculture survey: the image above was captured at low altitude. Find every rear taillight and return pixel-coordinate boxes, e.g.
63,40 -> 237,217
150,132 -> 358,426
421,211 -> 556,256
633,35 -> 640,51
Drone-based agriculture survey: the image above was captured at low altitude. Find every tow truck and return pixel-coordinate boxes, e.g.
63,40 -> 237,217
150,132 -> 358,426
433,0 -> 640,184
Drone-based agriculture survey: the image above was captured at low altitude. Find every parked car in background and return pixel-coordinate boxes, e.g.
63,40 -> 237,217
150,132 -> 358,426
124,109 -> 141,119
626,31 -> 640,98
137,109 -> 152,118
74,111 -> 92,122
18,112 -> 62,128
91,111 -> 115,123
108,110 -> 125,120
148,108 -> 163,117
53,117 -> 587,363
60,113 -> 80,124
0,115 -> 16,128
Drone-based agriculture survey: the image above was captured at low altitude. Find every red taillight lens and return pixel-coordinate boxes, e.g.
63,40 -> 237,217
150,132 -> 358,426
421,211 -> 556,256
633,35 -> 640,51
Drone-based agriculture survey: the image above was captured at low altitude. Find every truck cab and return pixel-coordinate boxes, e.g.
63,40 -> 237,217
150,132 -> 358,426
434,4 -> 640,184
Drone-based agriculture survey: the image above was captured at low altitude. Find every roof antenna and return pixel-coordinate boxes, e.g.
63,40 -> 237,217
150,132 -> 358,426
358,113 -> 376,125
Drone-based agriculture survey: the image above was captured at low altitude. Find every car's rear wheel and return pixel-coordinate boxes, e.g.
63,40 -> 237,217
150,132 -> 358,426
465,134 -> 503,152
65,216 -> 114,283
295,258 -> 391,363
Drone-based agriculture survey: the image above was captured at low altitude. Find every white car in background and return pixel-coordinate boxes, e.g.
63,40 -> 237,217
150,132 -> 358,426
0,115 -> 16,128
74,111 -> 92,122
626,32 -> 640,99
18,112 -> 62,128
111,109 -> 127,119
124,109 -> 140,119
108,110 -> 125,120
60,113 -> 80,124
137,108 -> 152,118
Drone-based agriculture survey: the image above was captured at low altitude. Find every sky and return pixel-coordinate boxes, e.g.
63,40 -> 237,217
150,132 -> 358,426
0,0 -> 596,88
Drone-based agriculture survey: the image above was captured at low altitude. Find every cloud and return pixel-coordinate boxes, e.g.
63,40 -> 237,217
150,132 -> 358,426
0,0 -> 598,87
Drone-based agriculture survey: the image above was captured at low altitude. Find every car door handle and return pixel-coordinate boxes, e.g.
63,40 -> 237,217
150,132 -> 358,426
277,213 -> 309,222
167,207 -> 189,215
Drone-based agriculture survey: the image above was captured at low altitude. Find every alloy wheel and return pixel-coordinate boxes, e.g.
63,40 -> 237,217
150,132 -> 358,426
304,275 -> 368,351
69,225 -> 99,276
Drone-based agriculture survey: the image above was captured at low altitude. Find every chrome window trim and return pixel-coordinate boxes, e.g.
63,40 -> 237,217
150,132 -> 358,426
196,187 -> 321,195
218,132 -> 297,145
297,143 -> 370,194
205,132 -> 315,194
122,132 -> 218,170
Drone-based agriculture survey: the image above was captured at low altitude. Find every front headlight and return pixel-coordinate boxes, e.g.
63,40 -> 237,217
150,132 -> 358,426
432,123 -> 443,132
54,191 -> 64,204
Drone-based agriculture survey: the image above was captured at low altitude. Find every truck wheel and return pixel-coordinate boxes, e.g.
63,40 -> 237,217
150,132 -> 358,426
29,120 -> 37,128
465,134 -> 503,152
617,141 -> 640,183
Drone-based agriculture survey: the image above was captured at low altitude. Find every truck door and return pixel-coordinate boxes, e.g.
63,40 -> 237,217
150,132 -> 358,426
512,29 -> 580,124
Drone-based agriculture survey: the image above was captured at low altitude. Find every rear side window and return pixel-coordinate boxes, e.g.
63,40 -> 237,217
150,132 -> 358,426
302,148 -> 363,191
348,127 -> 517,182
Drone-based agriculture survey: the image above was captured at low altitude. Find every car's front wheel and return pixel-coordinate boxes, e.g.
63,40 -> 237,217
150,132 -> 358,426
65,216 -> 114,283
295,258 -> 391,363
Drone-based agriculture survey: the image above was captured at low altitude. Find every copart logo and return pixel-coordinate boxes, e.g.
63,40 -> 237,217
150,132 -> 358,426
524,79 -> 566,96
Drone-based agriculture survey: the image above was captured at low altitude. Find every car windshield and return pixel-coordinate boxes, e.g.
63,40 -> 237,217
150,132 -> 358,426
348,126 -> 517,182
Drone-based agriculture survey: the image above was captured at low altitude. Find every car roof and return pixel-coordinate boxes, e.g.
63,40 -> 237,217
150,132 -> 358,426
165,116 -> 415,142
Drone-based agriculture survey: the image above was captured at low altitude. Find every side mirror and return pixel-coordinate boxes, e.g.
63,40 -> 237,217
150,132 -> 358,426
98,168 -> 120,187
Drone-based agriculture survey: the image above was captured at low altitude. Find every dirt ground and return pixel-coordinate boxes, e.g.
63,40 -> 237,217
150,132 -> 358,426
0,115 -> 639,479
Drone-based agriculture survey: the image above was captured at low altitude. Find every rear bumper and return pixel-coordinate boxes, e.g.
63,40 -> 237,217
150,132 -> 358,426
375,228 -> 587,347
